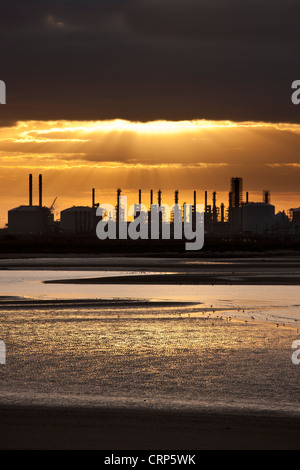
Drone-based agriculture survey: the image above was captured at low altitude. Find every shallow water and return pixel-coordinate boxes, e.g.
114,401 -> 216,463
0,270 -> 299,325
0,261 -> 300,414
0,304 -> 299,414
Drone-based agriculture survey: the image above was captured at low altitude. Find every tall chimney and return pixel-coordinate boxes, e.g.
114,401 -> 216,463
158,190 -> 162,206
116,188 -> 122,228
213,191 -> 216,208
263,190 -> 270,204
39,174 -> 42,207
139,189 -> 142,205
174,190 -> 179,204
117,188 -> 121,211
212,191 -> 217,223
221,203 -> 225,223
205,191 -> 208,212
92,188 -> 95,208
29,174 -> 33,206
246,191 -> 249,204
150,190 -> 153,206
228,192 -> 232,223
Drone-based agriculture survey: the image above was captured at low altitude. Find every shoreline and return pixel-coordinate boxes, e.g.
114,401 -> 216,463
0,295 -> 298,329
1,402 -> 300,449
43,272 -> 300,285
1,254 -> 300,266
1,311 -> 300,449
0,297 -> 200,310
1,255 -> 300,449
1,256 -> 300,285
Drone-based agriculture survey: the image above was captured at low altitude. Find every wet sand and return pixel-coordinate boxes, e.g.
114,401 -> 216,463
1,255 -> 300,272
26,256 -> 299,285
0,303 -> 300,450
43,271 -> 300,285
1,404 -> 300,450
0,297 -> 198,310
1,255 -> 300,449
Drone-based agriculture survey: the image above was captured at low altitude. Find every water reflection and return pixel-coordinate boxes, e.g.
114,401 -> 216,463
0,270 -> 299,325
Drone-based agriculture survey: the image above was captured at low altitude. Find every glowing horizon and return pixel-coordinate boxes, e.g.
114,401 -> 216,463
0,118 -> 299,227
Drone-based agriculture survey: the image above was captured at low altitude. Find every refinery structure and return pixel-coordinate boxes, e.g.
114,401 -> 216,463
5,174 -> 300,240
8,174 -> 54,235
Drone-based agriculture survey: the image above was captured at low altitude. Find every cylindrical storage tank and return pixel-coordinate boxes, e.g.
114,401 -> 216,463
293,208 -> 300,225
60,206 -> 96,234
242,203 -> 275,234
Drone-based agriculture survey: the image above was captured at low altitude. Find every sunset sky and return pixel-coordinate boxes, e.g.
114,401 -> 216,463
0,0 -> 299,227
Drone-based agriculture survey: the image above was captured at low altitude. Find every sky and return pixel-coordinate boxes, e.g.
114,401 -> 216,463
0,0 -> 299,226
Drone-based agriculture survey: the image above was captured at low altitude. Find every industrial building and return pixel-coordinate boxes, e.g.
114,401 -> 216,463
231,177 -> 243,208
292,208 -> 300,225
242,202 -> 275,234
60,206 -> 97,234
5,175 -> 300,240
8,174 -> 54,235
60,188 -> 98,234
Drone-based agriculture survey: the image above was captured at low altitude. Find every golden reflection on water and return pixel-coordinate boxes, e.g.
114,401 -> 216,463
1,304 -> 300,412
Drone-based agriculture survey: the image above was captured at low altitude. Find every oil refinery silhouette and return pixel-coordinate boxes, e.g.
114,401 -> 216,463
1,174 -> 300,255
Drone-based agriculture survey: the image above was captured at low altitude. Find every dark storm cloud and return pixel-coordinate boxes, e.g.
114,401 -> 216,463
0,0 -> 127,31
127,0 -> 298,42
0,0 -> 299,123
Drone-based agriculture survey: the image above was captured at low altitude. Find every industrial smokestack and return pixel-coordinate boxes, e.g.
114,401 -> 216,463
139,189 -> 142,205
246,192 -> 249,204
193,190 -> 196,211
150,190 -> 153,205
228,192 -> 232,223
158,190 -> 162,206
174,190 -> 179,204
117,188 -> 121,213
92,188 -> 95,208
263,190 -> 270,204
39,174 -> 42,207
205,191 -> 208,212
220,203 -> 225,223
212,191 -> 216,208
29,174 -> 33,206
116,188 -> 122,229
212,191 -> 217,223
